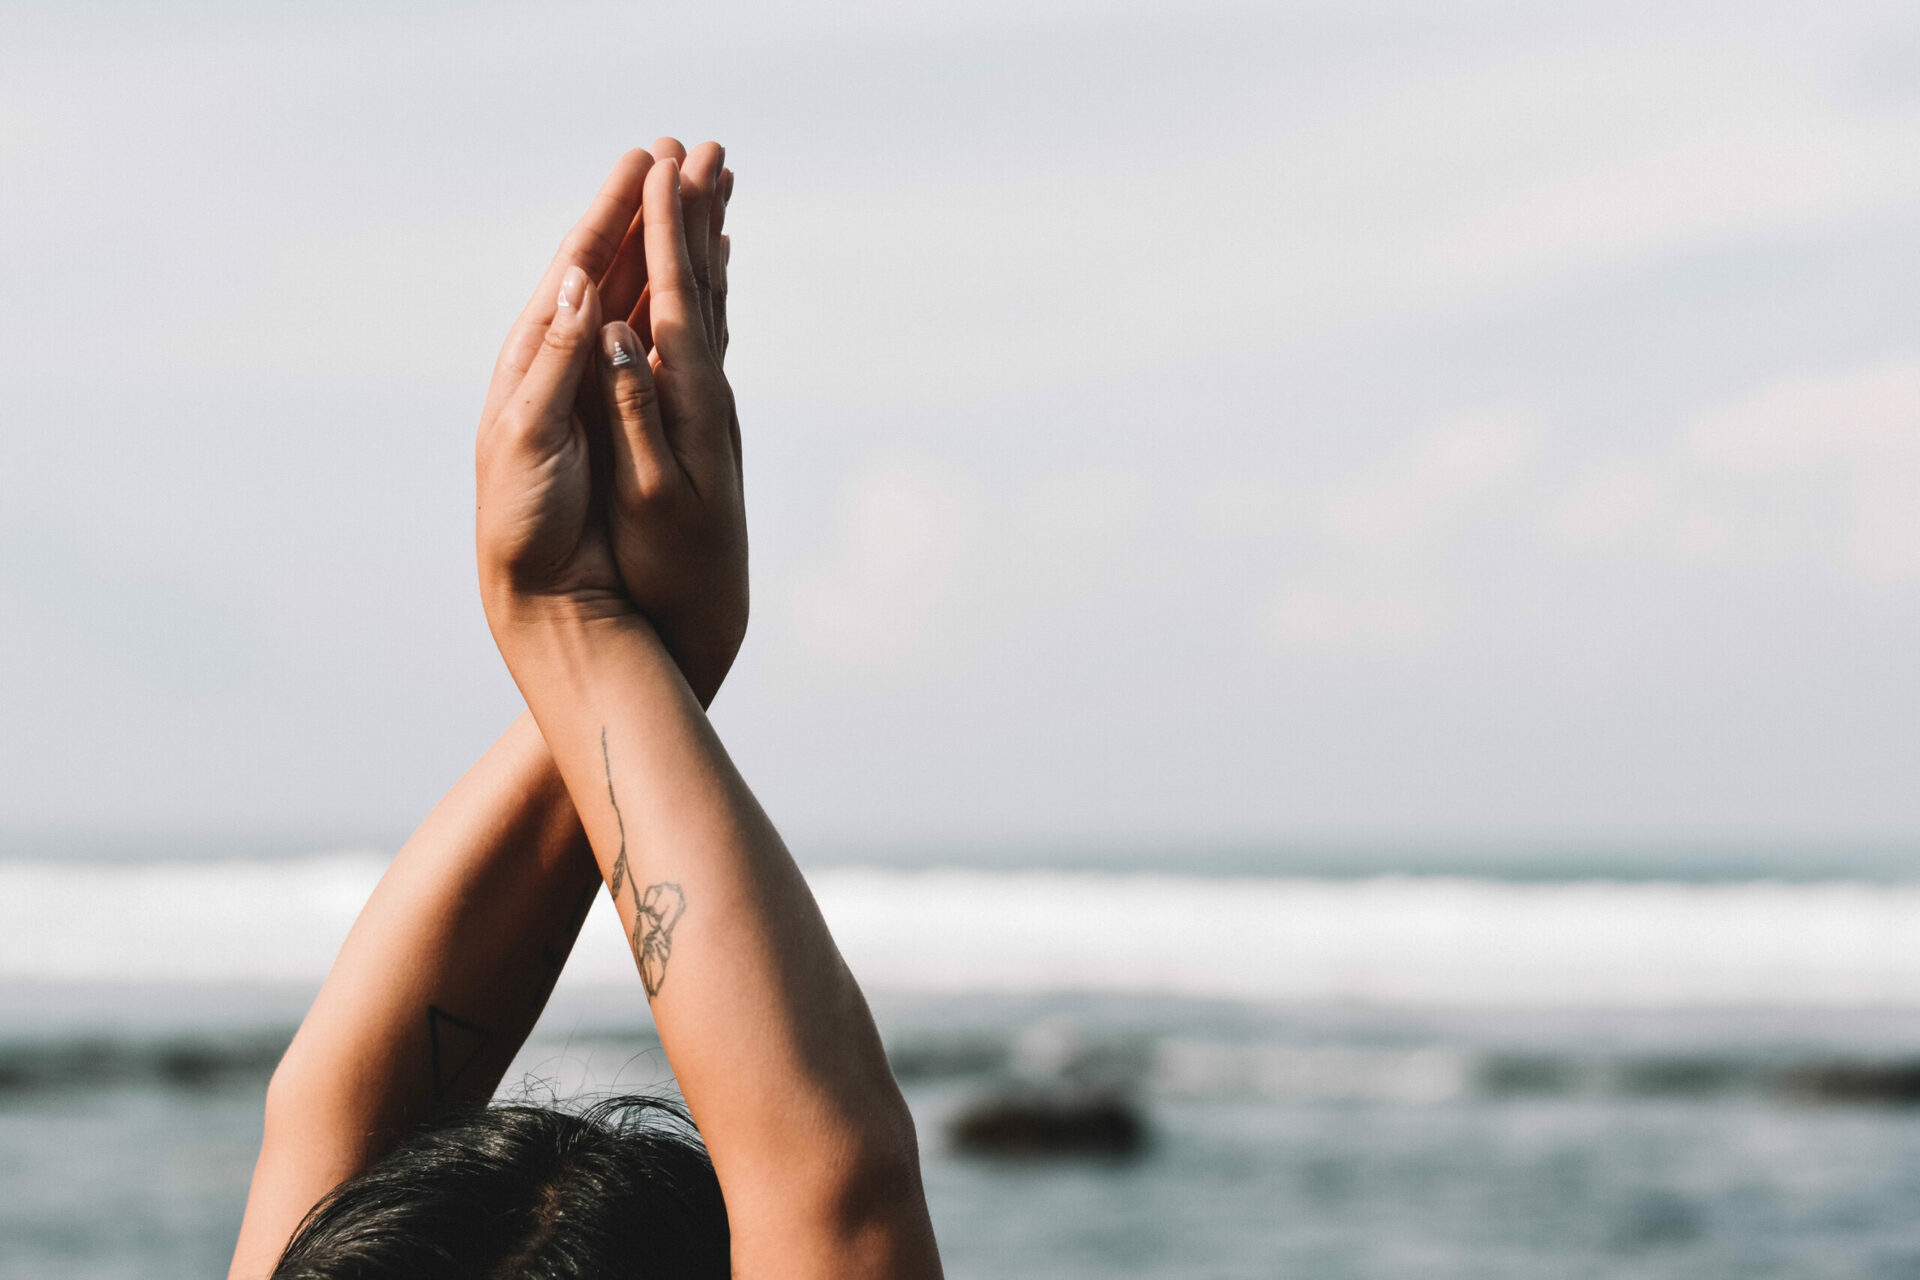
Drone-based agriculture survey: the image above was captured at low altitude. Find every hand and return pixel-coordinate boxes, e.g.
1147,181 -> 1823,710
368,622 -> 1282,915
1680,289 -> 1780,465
476,143 -> 748,705
475,151 -> 650,625
595,139 -> 747,706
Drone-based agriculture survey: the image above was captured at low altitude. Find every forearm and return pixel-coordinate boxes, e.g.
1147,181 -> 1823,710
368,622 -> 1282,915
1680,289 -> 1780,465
495,607 -> 939,1279
229,712 -> 599,1279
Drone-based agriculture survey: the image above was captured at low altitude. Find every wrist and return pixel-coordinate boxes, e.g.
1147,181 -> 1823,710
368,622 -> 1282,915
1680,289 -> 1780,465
490,605 -> 702,766
481,580 -> 639,632
489,598 -> 653,660
484,583 -> 651,676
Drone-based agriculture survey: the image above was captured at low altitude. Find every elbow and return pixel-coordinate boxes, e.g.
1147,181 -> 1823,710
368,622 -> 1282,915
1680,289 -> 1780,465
260,1039 -> 340,1148
823,1093 -> 934,1236
262,1033 -> 323,1122
810,1125 -> 942,1280
258,1058 -> 314,1157
261,1051 -> 305,1131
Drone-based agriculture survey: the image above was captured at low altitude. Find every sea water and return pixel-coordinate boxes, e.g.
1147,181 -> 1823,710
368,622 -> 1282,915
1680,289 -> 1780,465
9,854 -> 1920,1277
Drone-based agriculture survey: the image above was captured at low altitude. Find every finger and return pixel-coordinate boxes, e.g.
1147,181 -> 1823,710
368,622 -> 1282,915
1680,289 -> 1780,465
540,149 -> 652,301
628,282 -> 654,359
704,166 -> 731,359
714,233 -> 730,365
626,132 -> 686,347
641,158 -> 712,371
596,152 -> 659,325
486,150 -> 649,416
505,266 -> 603,446
713,166 -> 731,361
680,142 -> 724,349
598,321 -> 674,500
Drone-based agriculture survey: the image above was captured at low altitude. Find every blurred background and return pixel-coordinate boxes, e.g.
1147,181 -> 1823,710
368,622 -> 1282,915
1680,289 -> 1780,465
4,1 -> 1920,1276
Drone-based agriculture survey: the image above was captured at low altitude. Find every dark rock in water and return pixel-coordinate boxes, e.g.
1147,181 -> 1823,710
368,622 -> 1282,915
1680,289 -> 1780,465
1479,1053 -> 1581,1097
1779,1061 -> 1920,1105
949,1089 -> 1147,1158
0,1033 -> 290,1094
1616,1057 -> 1748,1098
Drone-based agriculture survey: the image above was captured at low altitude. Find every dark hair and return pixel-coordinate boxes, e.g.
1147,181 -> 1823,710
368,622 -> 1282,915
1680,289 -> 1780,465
271,1096 -> 729,1279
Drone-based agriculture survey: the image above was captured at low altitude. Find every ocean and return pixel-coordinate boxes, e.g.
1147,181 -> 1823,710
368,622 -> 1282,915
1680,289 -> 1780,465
9,852 -> 1920,1277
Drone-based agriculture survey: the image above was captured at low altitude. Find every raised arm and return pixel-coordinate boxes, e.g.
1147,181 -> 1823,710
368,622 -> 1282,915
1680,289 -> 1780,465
227,714 -> 597,1279
474,152 -> 943,1278
229,147 -> 751,1278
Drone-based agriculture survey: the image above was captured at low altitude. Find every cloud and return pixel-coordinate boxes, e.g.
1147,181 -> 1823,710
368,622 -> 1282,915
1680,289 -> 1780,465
1247,413 -> 1534,655
1550,468 -> 1780,567
11,1 -> 1920,842
1546,357 -> 1920,583
1323,414 -> 1536,547
1436,71 -> 1920,290
730,40 -> 1920,405
1686,359 -> 1920,470
785,461 -> 1158,671
791,461 -> 971,666
1685,358 -> 1920,582
1251,351 -> 1920,658
131,23 -> 1920,402
782,419 -> 1531,667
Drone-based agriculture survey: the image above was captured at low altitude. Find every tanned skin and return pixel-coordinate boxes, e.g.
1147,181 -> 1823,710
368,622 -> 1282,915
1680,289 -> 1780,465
229,142 -> 941,1280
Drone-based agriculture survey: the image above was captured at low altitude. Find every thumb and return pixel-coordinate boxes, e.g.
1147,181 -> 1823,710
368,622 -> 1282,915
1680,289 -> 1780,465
510,266 -> 602,438
598,320 -> 674,499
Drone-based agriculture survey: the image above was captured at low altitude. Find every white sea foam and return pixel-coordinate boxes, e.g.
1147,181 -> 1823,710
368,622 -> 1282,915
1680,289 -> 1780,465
9,855 -> 1920,1008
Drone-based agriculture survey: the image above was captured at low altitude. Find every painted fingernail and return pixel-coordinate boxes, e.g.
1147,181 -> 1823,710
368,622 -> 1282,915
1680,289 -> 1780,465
557,265 -> 586,314
721,168 -> 734,204
604,322 -> 637,368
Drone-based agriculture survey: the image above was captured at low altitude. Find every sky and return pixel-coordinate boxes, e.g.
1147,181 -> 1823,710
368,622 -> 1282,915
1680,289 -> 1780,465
2,0 -> 1919,860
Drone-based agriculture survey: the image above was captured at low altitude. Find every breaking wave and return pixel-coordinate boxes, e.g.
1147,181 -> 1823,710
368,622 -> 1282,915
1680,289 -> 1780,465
9,855 -> 1920,1008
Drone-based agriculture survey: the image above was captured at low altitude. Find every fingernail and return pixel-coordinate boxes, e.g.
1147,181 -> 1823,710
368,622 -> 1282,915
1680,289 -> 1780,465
663,157 -> 681,194
557,265 -> 586,314
721,168 -> 734,204
604,322 -> 637,368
